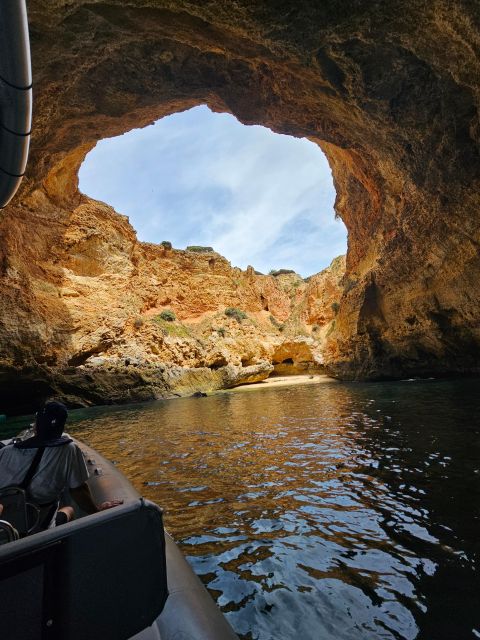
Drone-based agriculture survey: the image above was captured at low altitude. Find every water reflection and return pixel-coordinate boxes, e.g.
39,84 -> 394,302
68,378 -> 480,640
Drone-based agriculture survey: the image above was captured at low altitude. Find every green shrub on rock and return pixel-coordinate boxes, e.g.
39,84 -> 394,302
225,307 -> 247,322
159,309 -> 176,322
269,268 -> 296,277
186,245 -> 214,253
153,315 -> 190,337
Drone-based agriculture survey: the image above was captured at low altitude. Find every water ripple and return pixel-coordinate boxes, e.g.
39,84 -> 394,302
69,378 -> 480,640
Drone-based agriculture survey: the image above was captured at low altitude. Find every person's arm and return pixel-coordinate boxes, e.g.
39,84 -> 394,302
70,482 -> 122,514
69,482 -> 98,514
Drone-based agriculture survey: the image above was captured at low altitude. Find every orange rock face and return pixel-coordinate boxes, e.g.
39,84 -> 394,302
0,189 -> 343,410
1,1 -> 480,410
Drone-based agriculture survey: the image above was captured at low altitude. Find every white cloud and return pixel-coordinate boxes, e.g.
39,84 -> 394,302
79,106 -> 347,277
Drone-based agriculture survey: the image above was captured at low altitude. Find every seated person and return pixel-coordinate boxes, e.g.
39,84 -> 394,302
0,401 -> 121,530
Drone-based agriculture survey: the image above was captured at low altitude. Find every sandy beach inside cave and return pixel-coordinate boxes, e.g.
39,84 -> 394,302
229,374 -> 337,393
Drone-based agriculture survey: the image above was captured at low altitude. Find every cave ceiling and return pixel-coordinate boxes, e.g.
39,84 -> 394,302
0,0 -> 479,402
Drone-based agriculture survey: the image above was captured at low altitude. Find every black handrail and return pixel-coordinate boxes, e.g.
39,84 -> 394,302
0,519 -> 19,543
0,0 -> 32,208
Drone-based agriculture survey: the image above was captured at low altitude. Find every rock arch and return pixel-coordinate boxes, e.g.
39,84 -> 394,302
1,1 -> 479,409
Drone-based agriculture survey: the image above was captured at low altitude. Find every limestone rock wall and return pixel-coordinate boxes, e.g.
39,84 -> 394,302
0,187 -> 342,411
1,0 -> 479,409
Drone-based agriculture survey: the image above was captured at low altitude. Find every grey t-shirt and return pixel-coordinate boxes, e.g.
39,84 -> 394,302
0,440 -> 89,505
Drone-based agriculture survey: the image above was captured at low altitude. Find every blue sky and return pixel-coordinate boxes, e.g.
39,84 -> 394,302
79,105 -> 347,277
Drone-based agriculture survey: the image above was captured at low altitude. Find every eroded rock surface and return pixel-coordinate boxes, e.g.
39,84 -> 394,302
0,191 -> 342,410
1,1 -> 479,410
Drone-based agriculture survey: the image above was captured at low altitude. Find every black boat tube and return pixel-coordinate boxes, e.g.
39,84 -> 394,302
0,0 -> 32,208
77,440 -> 239,640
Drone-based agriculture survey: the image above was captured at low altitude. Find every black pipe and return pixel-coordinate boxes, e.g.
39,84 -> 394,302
0,0 -> 32,208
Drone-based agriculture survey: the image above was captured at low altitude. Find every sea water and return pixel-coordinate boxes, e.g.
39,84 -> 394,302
5,377 -> 480,639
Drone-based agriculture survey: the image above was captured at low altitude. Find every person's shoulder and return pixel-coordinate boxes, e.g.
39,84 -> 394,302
65,440 -> 87,461
50,440 -> 79,458
63,440 -> 81,453
0,443 -> 18,454
0,443 -> 24,463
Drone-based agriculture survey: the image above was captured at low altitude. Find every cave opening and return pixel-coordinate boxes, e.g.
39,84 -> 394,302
78,105 -> 347,278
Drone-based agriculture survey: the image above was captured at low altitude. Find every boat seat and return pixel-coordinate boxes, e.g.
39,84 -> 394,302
0,498 -> 168,640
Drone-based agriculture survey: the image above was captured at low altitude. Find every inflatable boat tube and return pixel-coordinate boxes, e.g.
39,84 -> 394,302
0,0 -> 32,208
78,439 -> 239,640
0,436 -> 238,639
